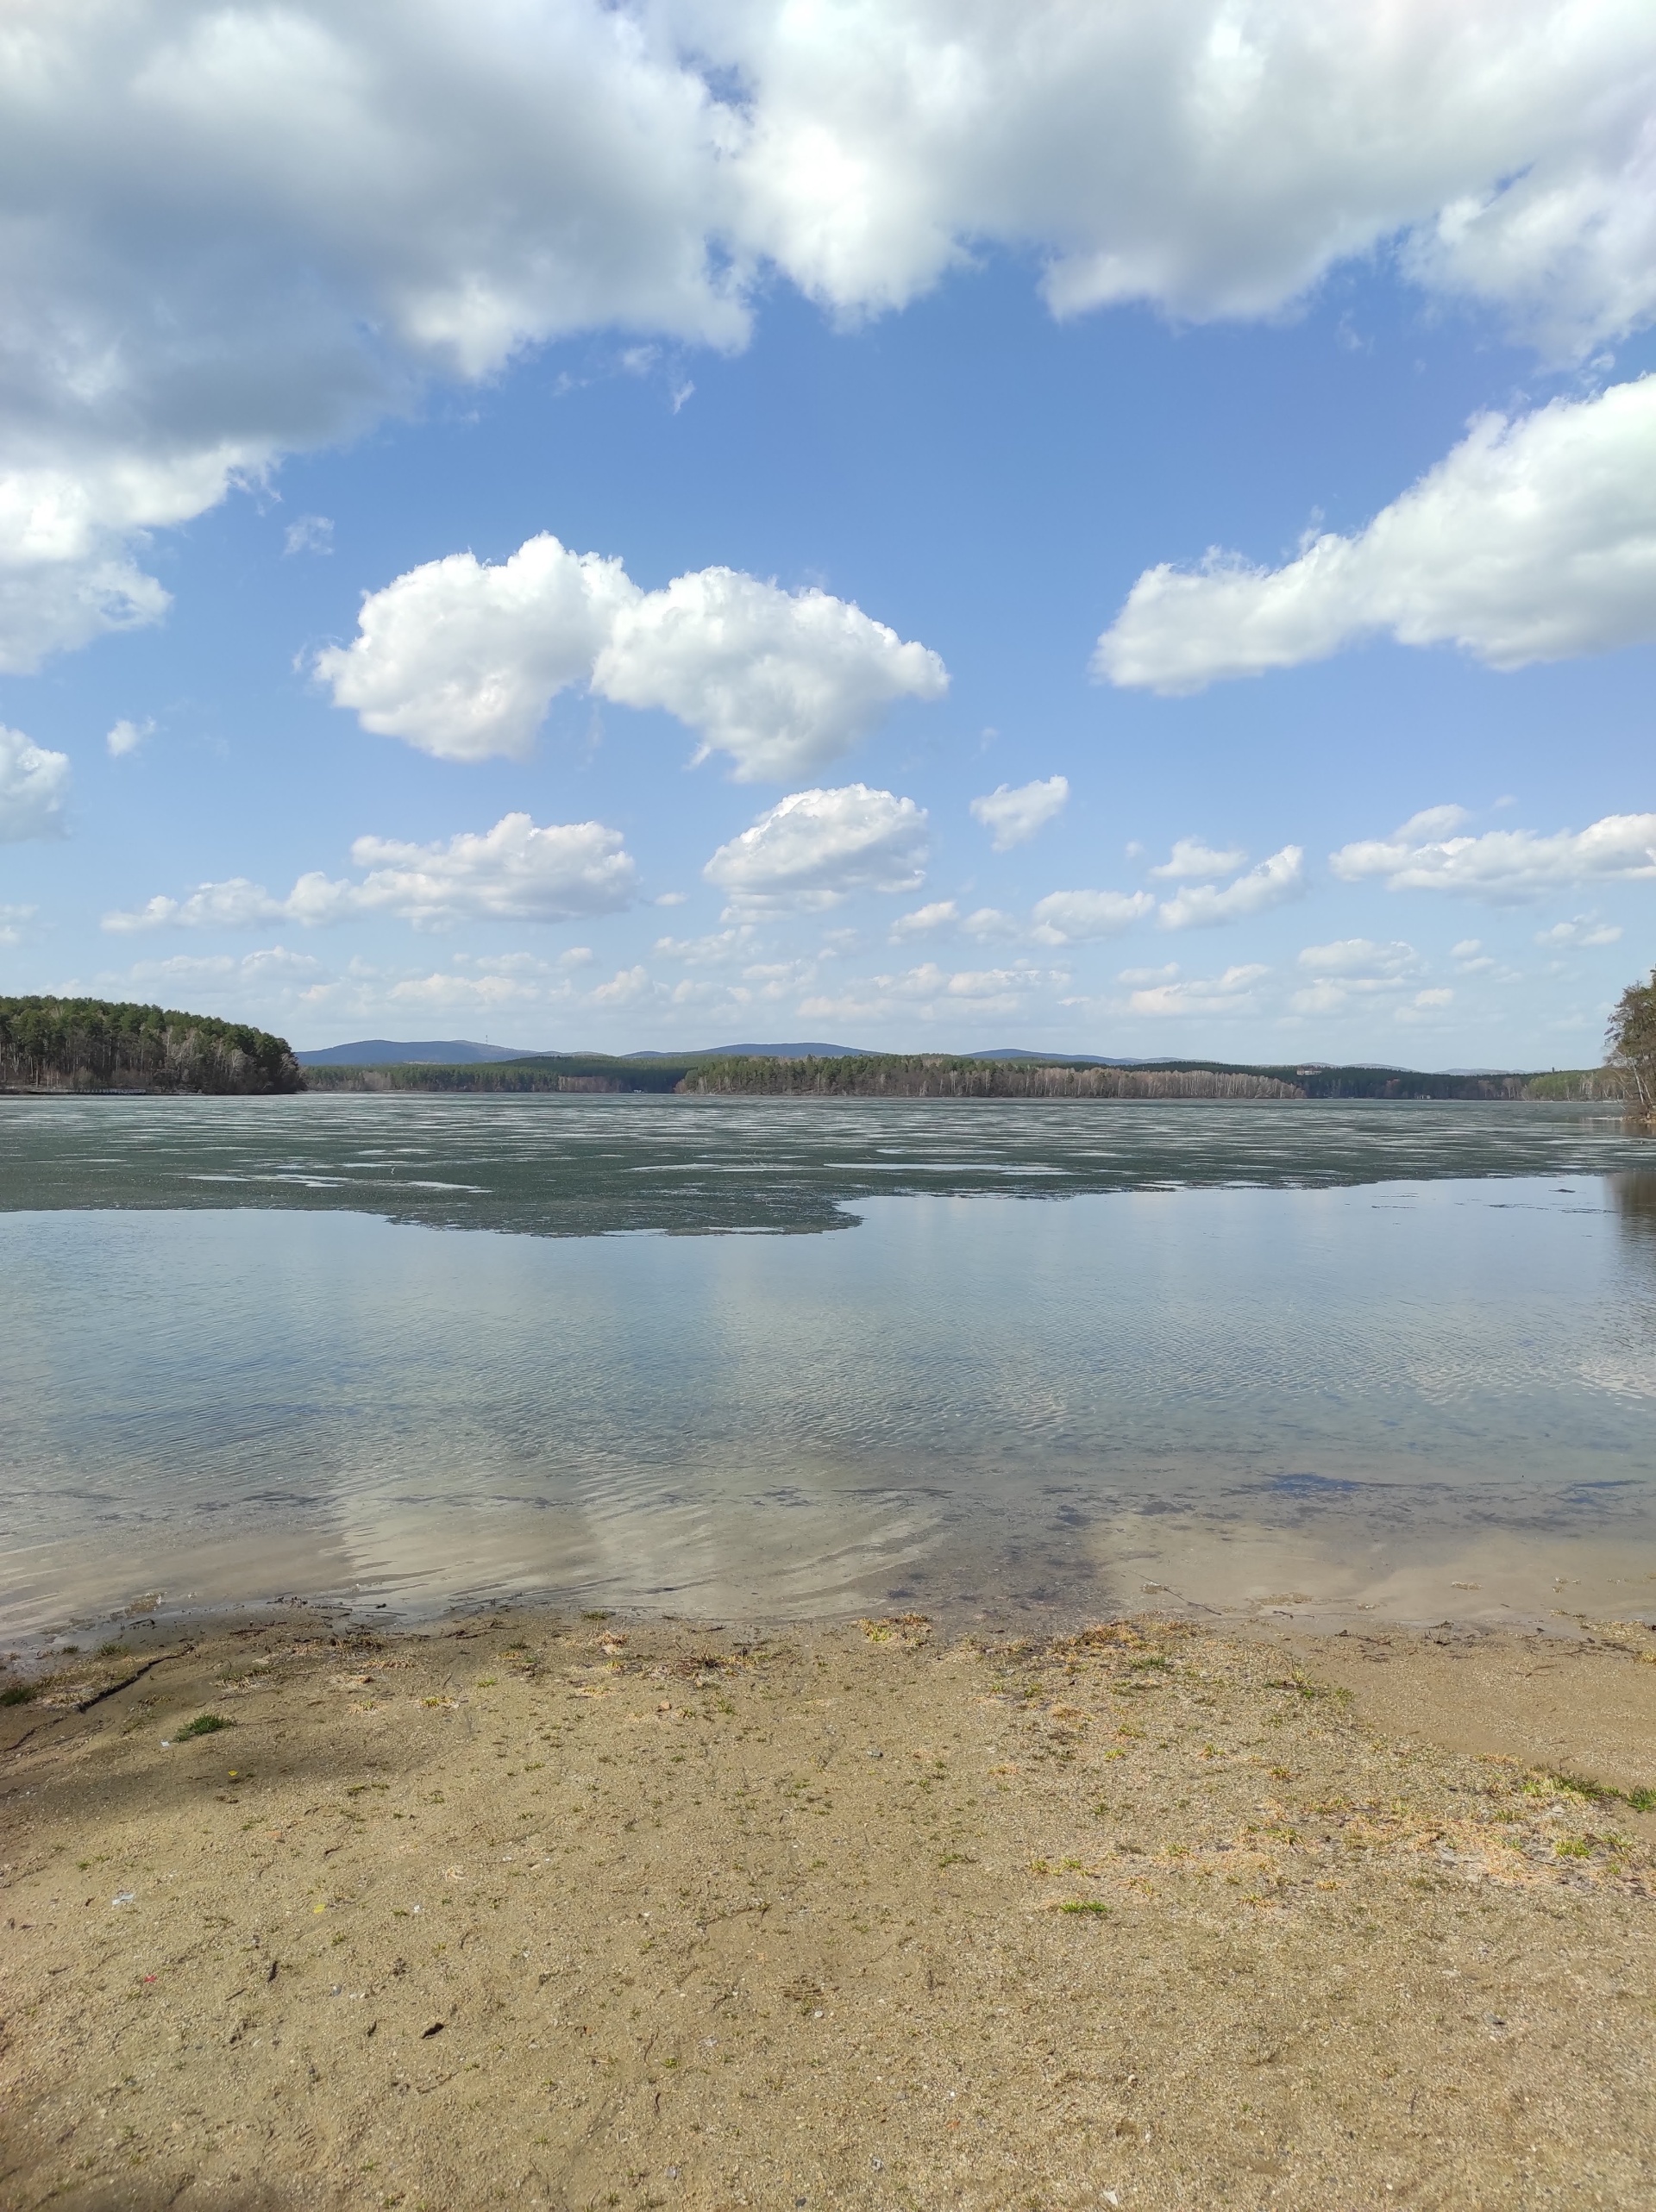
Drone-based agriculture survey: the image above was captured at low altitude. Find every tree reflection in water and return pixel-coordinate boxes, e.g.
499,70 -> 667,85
1609,1170 -> 1656,1269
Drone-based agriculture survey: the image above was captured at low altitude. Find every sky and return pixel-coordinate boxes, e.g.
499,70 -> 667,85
3,1 -> 1654,1068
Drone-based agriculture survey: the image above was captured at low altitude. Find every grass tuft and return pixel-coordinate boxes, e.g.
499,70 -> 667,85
176,1713 -> 234,1739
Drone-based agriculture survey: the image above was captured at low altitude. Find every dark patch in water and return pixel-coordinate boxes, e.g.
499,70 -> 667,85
1268,1473 -> 1364,1496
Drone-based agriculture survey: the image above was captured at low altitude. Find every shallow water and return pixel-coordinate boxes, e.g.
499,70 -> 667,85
3,1095 -> 1654,1642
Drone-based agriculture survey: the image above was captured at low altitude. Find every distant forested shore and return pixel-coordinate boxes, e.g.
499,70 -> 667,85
0,998 -> 1627,1104
303,1050 -> 1622,1102
0,997 -> 302,1094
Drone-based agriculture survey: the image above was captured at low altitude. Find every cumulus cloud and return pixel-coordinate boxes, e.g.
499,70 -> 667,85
318,535 -> 945,775
316,536 -> 639,763
386,969 -> 552,1013
704,785 -> 929,912
103,812 -> 637,931
1329,808 -> 1656,902
1298,937 -> 1421,980
594,566 -> 948,780
0,459 -> 185,674
1030,889 -> 1156,944
1123,963 -> 1270,1017
9,3 -> 1656,667
969,775 -> 1069,850
654,926 -> 756,967
1149,837 -> 1248,880
1534,915 -> 1624,948
0,903 -> 39,947
1290,937 -> 1422,1016
890,899 -> 960,939
0,724 -> 70,840
1032,847 -> 1303,943
720,1 -> 1656,344
799,961 -> 1059,1024
106,717 -> 154,758
136,945 -> 328,987
1096,378 -> 1656,690
1156,845 -> 1307,929
889,899 -> 1019,943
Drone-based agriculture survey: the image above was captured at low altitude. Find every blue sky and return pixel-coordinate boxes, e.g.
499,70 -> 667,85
3,2 -> 1654,1065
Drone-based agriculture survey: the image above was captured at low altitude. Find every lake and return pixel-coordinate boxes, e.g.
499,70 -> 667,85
3,1093 -> 1653,1645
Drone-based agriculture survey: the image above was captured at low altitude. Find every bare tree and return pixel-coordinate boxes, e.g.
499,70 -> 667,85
1606,969 -> 1656,1124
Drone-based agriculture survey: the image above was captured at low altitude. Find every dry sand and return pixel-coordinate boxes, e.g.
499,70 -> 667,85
3,1606 -> 1656,2211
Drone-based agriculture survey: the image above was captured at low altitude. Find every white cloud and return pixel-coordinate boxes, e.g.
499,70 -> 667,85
591,964 -> 658,1006
103,812 -> 637,931
317,534 -> 945,775
969,775 -> 1069,850
704,785 -> 929,913
0,902 -> 39,947
1329,809 -> 1656,902
1290,937 -> 1421,1016
961,906 -> 1021,941
890,899 -> 959,940
1125,963 -> 1270,1017
799,960 -> 1059,1024
283,515 -> 334,556
721,2 -> 1656,345
9,3 -> 1656,668
1030,889 -> 1156,944
594,567 -> 948,780
137,944 -> 327,987
0,458 -> 188,674
317,536 -> 639,763
1298,937 -> 1421,979
1149,837 -> 1248,880
0,724 -> 70,840
386,969 -> 553,1012
654,926 -> 756,967
1095,378 -> 1656,690
106,717 -> 154,758
1157,845 -> 1306,929
1535,915 -> 1624,948
889,899 -> 1019,944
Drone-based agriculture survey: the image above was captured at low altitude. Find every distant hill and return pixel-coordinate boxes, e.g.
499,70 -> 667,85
299,1047 -> 1614,1103
299,1038 -> 872,1067
970,1049 -> 1151,1065
295,1038 -> 534,1066
618,1041 -> 871,1062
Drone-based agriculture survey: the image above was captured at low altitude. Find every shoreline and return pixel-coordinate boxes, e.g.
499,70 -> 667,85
5,1603 -> 1655,2209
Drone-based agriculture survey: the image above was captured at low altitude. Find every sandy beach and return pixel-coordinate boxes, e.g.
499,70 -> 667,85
4,1606 -> 1655,2210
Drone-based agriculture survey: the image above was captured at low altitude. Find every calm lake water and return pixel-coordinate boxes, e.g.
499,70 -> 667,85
3,1094 -> 1654,1644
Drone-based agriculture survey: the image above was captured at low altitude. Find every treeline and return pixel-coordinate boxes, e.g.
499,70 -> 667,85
1521,1069 -> 1626,1102
302,1050 -> 1621,1101
679,1056 -> 1589,1100
676,1055 -> 1302,1099
303,1055 -> 687,1094
0,997 -> 302,1094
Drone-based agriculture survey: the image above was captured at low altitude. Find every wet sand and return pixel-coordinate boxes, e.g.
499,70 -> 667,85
3,1607 -> 1655,2210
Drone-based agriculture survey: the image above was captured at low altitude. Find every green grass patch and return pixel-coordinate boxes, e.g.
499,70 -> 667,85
176,1713 -> 234,1739
1,1681 -> 38,1706
1058,1899 -> 1111,1916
